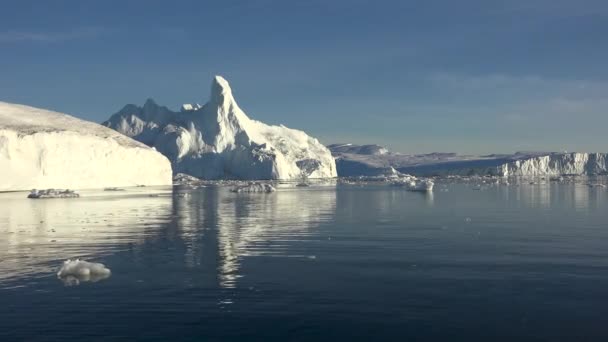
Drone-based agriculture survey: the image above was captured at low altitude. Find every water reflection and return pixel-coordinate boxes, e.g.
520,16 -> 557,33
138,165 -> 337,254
496,180 -> 606,212
172,187 -> 337,288
0,185 -> 338,289
59,272 -> 111,286
1,180 -> 605,291
0,188 -> 172,283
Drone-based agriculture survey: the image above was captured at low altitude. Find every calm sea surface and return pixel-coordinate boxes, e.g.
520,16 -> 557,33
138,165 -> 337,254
1,180 -> 607,341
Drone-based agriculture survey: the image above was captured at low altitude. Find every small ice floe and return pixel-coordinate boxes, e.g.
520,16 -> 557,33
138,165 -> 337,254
230,182 -> 276,193
173,173 -> 204,187
57,259 -> 111,286
406,179 -> 434,192
28,189 -> 80,199
103,187 -> 125,191
392,177 -> 434,192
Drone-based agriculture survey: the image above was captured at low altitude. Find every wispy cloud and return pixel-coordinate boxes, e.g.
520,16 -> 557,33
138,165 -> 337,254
427,71 -> 608,100
0,27 -> 111,44
423,71 -> 608,143
485,0 -> 608,19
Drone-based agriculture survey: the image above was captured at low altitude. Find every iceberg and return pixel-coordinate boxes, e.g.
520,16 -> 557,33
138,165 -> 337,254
103,76 -> 337,180
0,102 -> 173,191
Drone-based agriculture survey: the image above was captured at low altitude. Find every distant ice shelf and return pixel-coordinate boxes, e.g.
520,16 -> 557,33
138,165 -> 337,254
328,143 -> 608,177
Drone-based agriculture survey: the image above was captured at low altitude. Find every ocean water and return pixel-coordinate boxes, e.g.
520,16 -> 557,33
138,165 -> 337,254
1,181 -> 608,341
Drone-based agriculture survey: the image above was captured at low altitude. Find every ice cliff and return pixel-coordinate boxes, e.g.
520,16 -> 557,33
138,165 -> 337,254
329,144 -> 607,177
103,76 -> 336,180
469,153 -> 608,176
0,102 -> 172,191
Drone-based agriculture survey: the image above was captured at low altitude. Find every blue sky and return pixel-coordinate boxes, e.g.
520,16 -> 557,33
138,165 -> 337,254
1,0 -> 606,154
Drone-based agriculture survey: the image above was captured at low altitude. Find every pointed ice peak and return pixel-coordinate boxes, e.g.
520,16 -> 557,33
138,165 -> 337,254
210,75 -> 234,105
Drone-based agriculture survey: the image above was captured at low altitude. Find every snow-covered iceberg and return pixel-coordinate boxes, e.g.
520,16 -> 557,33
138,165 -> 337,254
0,102 -> 173,191
103,76 -> 337,180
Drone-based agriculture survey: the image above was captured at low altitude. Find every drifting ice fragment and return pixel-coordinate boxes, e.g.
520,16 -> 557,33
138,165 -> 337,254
57,259 -> 111,285
392,177 -> 434,192
230,182 -> 276,193
28,189 -> 80,199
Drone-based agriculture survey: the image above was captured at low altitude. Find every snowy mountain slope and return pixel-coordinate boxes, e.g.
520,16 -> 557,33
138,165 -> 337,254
103,76 -> 336,180
327,143 -> 388,155
329,144 -> 606,177
0,102 -> 172,191
329,143 -> 481,177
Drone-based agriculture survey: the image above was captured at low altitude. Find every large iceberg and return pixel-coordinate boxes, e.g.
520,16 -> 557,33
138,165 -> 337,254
103,76 -> 337,180
0,102 -> 172,191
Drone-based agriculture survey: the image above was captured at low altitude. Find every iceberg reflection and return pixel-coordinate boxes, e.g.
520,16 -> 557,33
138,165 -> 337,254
0,188 -> 172,284
169,186 -> 336,288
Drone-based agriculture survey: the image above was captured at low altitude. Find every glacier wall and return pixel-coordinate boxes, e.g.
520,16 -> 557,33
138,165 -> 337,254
423,153 -> 608,176
494,153 -> 608,176
0,102 -> 173,191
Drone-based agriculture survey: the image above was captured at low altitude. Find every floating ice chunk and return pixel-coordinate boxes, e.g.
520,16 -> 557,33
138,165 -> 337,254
57,259 -> 111,285
28,189 -> 80,199
405,179 -> 434,192
392,177 -> 434,192
181,103 -> 202,112
230,182 -> 276,193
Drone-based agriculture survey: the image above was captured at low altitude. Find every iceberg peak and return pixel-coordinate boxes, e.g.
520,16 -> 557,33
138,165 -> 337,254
210,75 -> 234,106
103,75 -> 337,180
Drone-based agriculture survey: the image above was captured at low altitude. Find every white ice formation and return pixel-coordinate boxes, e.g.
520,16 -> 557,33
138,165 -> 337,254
0,102 -> 173,191
103,76 -> 337,180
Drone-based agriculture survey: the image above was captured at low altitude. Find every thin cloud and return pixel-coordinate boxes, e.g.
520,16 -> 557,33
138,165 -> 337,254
0,27 -> 111,43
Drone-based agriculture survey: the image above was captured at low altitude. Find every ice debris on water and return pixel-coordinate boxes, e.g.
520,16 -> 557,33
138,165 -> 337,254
57,259 -> 111,286
391,176 -> 434,192
230,182 -> 276,193
103,187 -> 125,191
28,189 -> 80,199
